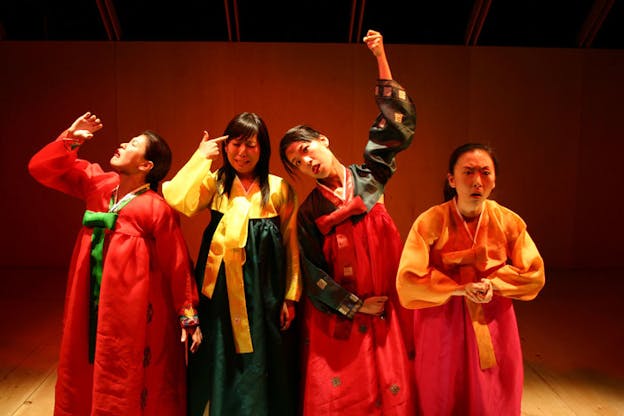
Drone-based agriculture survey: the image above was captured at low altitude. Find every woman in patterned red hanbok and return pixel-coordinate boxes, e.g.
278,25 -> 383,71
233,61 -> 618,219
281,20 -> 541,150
280,30 -> 416,415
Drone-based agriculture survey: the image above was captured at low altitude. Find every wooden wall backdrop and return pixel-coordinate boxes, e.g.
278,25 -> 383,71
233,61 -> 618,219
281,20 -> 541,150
1,41 -> 623,270
1,41 -> 624,415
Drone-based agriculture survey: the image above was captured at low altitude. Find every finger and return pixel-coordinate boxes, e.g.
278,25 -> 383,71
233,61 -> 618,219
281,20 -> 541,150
201,131 -> 210,141
211,135 -> 228,143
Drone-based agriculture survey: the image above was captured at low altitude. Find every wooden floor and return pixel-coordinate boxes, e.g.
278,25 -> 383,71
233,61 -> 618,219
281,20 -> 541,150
1,268 -> 623,415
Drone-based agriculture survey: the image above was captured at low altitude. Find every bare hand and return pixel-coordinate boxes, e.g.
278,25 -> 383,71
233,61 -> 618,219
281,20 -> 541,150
363,30 -> 385,57
198,131 -> 228,160
359,295 -> 388,316
280,300 -> 295,331
181,326 -> 203,353
463,279 -> 493,303
67,112 -> 103,142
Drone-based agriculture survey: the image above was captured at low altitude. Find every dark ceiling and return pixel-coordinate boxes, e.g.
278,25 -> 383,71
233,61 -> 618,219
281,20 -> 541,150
1,0 -> 623,49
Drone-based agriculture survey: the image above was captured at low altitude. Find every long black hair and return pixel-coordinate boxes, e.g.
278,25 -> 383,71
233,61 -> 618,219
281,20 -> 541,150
143,130 -> 172,191
443,143 -> 498,202
218,112 -> 271,207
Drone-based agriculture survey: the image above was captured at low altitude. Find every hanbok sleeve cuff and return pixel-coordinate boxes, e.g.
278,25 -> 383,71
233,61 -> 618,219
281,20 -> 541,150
337,293 -> 363,319
60,130 -> 84,151
178,304 -> 199,327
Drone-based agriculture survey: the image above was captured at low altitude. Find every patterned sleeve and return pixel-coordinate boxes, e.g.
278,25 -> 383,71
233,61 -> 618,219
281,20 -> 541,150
297,196 -> 363,318
363,79 -> 417,185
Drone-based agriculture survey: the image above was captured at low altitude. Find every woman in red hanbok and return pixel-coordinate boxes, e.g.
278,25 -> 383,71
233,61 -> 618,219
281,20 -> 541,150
28,112 -> 201,416
396,143 -> 546,415
279,30 -> 416,415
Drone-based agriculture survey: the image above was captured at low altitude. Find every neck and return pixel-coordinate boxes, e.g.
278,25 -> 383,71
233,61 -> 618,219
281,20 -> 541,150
118,174 -> 149,199
319,161 -> 345,190
456,198 -> 484,220
236,172 -> 257,190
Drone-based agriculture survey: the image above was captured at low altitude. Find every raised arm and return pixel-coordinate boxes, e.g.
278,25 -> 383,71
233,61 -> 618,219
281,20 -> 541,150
162,132 -> 227,217
28,112 -> 106,199
363,29 -> 392,80
65,111 -> 103,148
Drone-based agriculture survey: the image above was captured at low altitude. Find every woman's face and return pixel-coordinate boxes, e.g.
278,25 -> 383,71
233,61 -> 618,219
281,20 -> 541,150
284,136 -> 335,179
225,135 -> 261,177
110,134 -> 152,175
447,149 -> 496,207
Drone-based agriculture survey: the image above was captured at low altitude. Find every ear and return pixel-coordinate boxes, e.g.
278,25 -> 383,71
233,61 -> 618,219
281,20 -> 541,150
447,172 -> 456,188
139,160 -> 154,174
318,135 -> 330,147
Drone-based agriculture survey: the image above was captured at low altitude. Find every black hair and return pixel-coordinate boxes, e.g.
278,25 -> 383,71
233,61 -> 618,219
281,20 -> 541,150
142,130 -> 172,191
218,112 -> 271,207
279,125 -> 323,177
443,143 -> 498,201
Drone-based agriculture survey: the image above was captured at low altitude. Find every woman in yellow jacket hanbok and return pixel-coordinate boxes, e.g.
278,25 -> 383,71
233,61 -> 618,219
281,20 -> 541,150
163,112 -> 301,416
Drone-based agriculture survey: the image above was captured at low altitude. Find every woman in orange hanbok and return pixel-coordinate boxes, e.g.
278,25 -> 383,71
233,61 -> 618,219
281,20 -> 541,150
397,143 -> 545,416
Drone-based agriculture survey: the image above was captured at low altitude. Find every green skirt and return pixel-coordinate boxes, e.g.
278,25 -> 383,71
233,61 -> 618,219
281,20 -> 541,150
188,213 -> 299,416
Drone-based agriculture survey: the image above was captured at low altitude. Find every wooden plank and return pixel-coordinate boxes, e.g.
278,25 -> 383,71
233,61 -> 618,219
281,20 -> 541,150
12,366 -> 57,416
522,362 -> 574,415
0,344 -> 58,416
524,362 -> 624,416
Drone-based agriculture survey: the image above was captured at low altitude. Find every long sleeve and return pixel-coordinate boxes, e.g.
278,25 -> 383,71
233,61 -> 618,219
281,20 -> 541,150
361,79 -> 417,185
28,131 -> 108,200
297,193 -> 363,318
397,201 -> 546,309
152,199 -> 199,326
162,149 -> 218,217
396,208 -> 462,309
353,79 -> 417,209
488,224 -> 545,300
275,178 -> 302,302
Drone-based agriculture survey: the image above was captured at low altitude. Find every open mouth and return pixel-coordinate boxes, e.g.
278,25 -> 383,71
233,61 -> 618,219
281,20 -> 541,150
312,164 -> 320,175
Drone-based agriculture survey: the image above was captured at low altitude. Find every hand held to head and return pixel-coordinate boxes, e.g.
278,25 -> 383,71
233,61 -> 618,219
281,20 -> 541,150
198,131 -> 228,160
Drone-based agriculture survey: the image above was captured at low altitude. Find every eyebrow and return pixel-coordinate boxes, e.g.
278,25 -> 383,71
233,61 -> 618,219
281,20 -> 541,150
289,144 -> 306,165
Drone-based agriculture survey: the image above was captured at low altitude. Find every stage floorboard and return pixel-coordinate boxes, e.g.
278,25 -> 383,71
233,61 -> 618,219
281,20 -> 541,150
1,267 -> 622,415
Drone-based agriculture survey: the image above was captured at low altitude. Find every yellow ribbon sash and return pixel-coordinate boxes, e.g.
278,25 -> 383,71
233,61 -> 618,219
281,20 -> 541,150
202,196 -> 254,354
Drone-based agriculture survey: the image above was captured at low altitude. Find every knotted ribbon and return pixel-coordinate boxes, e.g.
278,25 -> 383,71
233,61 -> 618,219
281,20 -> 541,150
314,196 -> 367,236
82,211 -> 118,362
315,196 -> 368,339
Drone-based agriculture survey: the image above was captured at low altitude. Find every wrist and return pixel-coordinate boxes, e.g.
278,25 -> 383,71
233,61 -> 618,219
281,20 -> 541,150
62,131 -> 83,151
